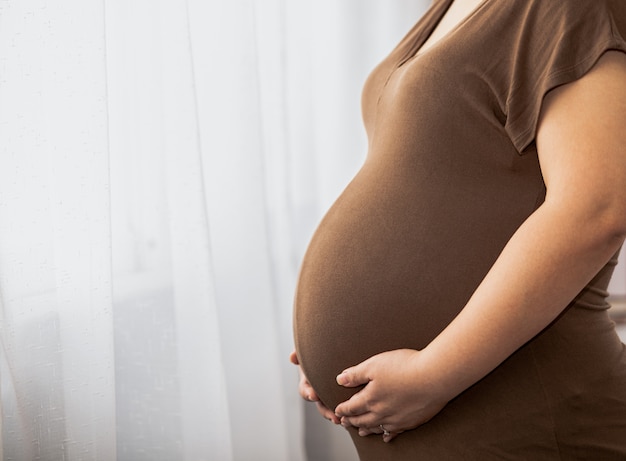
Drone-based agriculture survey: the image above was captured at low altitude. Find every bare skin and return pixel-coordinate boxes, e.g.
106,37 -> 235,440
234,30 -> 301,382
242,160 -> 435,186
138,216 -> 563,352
289,350 -> 341,424
416,0 -> 486,57
292,50 -> 626,442
291,0 -> 626,445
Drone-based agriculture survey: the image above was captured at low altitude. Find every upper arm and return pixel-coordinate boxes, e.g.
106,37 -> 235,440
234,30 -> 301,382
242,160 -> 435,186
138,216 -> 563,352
536,51 -> 626,235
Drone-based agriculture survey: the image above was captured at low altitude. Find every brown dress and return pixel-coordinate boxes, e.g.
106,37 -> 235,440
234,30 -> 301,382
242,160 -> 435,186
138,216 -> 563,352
293,0 -> 626,459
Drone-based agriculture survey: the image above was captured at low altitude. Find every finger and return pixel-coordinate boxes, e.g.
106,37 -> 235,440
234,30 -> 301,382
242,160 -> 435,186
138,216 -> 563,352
339,416 -> 356,429
336,362 -> 372,388
334,390 -> 371,418
359,423 -> 398,437
383,431 -> 402,443
355,424 -> 399,440
340,413 -> 379,429
292,362 -> 319,401
357,426 -> 381,437
289,350 -> 299,365
298,374 -> 319,402
316,402 -> 340,424
295,364 -> 318,402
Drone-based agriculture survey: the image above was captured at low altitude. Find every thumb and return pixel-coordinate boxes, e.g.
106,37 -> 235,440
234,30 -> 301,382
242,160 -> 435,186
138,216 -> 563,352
336,361 -> 371,388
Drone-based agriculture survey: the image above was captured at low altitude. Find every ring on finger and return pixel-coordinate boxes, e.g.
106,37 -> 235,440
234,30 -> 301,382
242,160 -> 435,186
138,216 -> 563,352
380,424 -> 390,437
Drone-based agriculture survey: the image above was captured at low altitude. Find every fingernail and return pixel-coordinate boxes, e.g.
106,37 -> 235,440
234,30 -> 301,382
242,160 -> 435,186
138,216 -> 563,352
336,372 -> 347,385
359,429 -> 367,437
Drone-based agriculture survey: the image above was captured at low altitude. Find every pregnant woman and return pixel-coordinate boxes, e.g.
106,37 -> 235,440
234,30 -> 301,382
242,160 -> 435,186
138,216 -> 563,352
291,0 -> 626,459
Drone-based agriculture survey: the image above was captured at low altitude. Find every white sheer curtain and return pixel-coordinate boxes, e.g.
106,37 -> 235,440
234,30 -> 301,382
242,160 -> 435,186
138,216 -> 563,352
0,1 -> 431,460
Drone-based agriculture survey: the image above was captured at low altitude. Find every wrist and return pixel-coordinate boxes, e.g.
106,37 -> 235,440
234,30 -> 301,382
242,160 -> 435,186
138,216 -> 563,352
412,345 -> 467,403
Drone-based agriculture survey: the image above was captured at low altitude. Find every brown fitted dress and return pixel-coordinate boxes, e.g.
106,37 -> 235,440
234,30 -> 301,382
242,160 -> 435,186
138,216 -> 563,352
293,0 -> 626,459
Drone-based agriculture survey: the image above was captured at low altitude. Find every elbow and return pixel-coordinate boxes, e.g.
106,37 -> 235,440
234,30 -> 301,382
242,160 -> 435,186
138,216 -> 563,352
589,202 -> 626,246
604,224 -> 626,249
611,209 -> 626,238
546,192 -> 626,247
542,169 -> 626,247
607,221 -> 626,244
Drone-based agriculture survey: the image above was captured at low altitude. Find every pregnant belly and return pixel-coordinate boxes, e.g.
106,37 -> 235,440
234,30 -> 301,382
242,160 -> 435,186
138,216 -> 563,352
292,167 -> 499,411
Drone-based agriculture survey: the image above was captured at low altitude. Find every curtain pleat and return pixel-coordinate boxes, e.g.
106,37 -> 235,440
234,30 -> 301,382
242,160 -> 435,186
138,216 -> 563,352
0,1 -> 117,459
4,1 -> 621,461
184,1 -> 295,459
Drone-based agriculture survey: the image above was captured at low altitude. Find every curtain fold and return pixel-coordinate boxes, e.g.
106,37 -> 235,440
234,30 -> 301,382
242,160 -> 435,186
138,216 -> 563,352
1,1 -> 117,459
5,1 -> 621,461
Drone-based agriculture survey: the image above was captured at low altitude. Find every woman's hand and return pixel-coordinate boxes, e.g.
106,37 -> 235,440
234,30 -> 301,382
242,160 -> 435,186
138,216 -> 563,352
290,350 -> 341,424
334,349 -> 451,442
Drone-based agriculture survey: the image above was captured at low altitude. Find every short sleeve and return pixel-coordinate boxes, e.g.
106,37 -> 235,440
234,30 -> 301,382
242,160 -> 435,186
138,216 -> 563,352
504,0 -> 626,154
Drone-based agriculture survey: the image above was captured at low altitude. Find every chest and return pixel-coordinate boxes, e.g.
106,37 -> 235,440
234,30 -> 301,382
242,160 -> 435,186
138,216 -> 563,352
360,0 -> 510,142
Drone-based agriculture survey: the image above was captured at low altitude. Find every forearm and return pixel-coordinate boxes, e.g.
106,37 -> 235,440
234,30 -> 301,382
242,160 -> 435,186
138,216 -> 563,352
420,201 -> 626,400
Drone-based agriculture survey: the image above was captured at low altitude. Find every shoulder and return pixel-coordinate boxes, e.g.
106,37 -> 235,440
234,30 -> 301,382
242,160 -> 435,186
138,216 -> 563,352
519,0 -> 617,26
522,0 -> 614,13
501,0 -> 626,153
491,0 -> 623,53
509,0 -> 622,33
536,51 -> 626,227
540,51 -> 626,124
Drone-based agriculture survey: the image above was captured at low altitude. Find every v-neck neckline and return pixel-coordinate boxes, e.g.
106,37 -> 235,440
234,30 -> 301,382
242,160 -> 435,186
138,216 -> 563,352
397,0 -> 490,68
